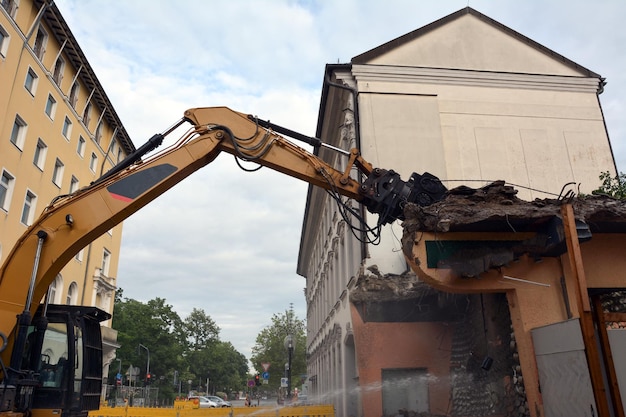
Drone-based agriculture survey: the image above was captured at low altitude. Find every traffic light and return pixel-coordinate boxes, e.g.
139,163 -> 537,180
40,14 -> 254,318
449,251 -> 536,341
146,373 -> 151,385
254,374 -> 260,386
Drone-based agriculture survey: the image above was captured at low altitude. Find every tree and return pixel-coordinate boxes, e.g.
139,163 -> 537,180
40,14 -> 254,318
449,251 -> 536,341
111,296 -> 186,400
207,341 -> 249,394
250,306 -> 306,393
184,308 -> 220,350
594,171 -> 626,198
111,295 -> 249,400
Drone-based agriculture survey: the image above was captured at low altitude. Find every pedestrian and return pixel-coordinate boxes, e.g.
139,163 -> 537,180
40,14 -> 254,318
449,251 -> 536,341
245,394 -> 250,407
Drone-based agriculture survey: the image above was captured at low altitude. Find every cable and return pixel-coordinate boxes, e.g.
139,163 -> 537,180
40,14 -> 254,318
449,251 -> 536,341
443,178 -> 569,198
317,168 -> 382,245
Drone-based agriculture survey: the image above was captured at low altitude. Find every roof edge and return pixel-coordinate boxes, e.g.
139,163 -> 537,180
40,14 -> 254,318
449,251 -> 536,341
352,7 -> 601,79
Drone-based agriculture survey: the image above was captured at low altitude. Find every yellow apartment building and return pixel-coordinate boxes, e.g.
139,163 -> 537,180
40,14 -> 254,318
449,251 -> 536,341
0,0 -> 135,376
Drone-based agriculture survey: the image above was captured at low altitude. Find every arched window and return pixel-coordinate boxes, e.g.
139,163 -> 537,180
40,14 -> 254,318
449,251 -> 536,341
47,274 -> 62,304
66,282 -> 78,305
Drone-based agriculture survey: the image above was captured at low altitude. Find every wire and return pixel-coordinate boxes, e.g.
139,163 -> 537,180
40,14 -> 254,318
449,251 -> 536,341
317,168 -> 382,245
442,178 -> 570,198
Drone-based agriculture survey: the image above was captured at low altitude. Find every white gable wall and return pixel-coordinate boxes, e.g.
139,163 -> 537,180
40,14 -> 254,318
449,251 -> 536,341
367,14 -> 582,76
353,65 -> 612,200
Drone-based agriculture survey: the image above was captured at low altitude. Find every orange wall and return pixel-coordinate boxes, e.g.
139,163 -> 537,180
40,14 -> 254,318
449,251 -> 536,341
350,304 -> 452,416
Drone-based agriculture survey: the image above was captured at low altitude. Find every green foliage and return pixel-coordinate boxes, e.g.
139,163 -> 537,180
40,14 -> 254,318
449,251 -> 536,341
184,308 -> 220,350
111,295 -> 248,402
594,171 -> 626,198
249,307 -> 306,393
111,297 -> 185,400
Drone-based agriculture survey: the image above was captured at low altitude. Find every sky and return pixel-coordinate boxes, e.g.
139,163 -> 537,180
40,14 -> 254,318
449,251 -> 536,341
54,0 -> 626,368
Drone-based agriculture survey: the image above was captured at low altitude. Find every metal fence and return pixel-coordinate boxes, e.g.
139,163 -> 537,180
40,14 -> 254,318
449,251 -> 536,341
104,385 -> 163,407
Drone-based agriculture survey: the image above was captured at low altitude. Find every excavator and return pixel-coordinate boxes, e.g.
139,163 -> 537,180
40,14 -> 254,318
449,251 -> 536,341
0,106 -> 446,417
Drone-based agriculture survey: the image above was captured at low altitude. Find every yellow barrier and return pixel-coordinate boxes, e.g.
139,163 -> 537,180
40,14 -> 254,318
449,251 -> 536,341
90,404 -> 334,417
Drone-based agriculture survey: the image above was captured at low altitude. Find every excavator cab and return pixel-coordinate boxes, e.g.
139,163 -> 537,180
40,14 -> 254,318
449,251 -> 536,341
1,305 -> 110,417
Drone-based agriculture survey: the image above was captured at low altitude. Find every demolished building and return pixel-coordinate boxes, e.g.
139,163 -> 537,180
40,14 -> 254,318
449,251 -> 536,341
299,7 -> 620,417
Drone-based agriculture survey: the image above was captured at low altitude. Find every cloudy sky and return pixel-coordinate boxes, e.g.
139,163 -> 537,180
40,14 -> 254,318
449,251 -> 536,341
54,0 -> 626,368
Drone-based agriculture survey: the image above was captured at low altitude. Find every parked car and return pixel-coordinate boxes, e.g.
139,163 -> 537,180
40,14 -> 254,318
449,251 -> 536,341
206,395 -> 231,407
188,396 -> 218,408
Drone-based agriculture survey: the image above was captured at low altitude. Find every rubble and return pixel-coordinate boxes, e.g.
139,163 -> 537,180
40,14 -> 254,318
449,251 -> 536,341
352,181 -> 626,297
350,265 -> 438,303
399,181 -> 626,277
401,180 -> 626,235
350,264 -> 466,323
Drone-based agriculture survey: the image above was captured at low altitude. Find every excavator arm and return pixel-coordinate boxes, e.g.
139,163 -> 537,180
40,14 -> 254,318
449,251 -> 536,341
0,106 -> 446,417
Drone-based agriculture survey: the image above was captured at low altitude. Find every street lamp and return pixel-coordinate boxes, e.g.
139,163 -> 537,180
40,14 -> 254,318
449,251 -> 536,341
139,344 -> 150,404
284,334 -> 295,400
138,344 -> 150,378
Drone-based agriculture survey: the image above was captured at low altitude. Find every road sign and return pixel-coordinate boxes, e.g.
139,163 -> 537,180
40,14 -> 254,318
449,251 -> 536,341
262,372 -> 269,379
280,377 -> 288,388
261,362 -> 270,372
247,379 -> 255,387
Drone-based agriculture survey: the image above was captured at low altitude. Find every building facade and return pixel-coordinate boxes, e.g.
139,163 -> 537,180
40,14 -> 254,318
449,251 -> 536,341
0,0 -> 134,377
298,8 -> 618,417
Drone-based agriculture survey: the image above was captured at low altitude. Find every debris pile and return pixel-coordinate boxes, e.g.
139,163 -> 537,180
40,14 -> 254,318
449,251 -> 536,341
350,264 -> 437,303
401,180 -> 626,235
399,181 -> 626,277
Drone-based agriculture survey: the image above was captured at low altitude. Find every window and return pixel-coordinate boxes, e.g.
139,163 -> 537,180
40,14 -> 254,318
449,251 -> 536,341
10,115 -> 27,150
1,0 -> 18,18
61,116 -> 72,139
69,81 -> 79,108
20,190 -> 36,225
66,282 -> 77,305
108,141 -> 116,159
52,158 -> 64,187
82,102 -> 91,128
1,170 -> 15,211
89,153 -> 97,172
101,249 -> 111,276
24,67 -> 38,94
52,56 -> 64,85
94,122 -> 103,144
77,135 -> 86,157
47,274 -> 62,304
0,24 -> 9,57
69,176 -> 79,193
45,94 -> 56,119
33,26 -> 47,61
33,138 -> 47,169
